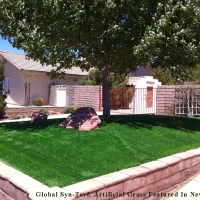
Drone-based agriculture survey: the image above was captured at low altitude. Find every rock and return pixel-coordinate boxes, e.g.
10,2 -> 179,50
59,107 -> 101,130
31,112 -> 47,123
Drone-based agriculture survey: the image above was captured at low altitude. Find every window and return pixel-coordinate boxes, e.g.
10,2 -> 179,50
3,78 -> 10,94
146,86 -> 153,107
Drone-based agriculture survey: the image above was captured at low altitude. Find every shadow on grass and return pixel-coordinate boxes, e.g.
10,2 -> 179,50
102,114 -> 200,132
0,118 -> 65,132
1,115 -> 200,132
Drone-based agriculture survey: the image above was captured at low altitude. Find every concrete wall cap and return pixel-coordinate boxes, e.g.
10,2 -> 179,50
93,172 -> 129,187
186,149 -> 200,156
158,155 -> 182,165
9,174 -> 44,193
0,161 -> 9,168
27,185 -> 50,195
63,179 -> 104,194
140,160 -> 168,170
172,152 -> 194,159
118,166 -> 151,179
0,165 -> 24,179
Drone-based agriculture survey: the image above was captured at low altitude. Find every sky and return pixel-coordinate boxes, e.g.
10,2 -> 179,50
0,38 -> 25,54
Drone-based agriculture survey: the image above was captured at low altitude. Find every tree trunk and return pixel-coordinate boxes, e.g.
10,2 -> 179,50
102,64 -> 110,117
28,82 -> 30,105
25,82 -> 28,106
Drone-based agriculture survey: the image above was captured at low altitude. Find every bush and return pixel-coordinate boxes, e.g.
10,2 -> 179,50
34,97 -> 44,106
110,86 -> 134,110
0,61 -> 7,117
10,114 -> 21,119
61,106 -> 77,114
39,108 -> 49,116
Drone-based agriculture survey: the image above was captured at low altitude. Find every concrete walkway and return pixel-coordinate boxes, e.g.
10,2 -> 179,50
168,174 -> 200,199
0,112 -> 104,123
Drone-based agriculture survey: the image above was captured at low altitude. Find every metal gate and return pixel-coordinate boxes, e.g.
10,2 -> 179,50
110,88 -> 157,115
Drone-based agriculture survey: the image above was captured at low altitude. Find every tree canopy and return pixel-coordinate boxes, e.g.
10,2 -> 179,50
80,68 -> 128,87
0,0 -> 163,117
1,0 -> 199,116
134,0 -> 200,80
153,64 -> 200,85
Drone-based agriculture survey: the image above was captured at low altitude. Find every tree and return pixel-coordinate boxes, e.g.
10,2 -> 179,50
134,0 -> 200,80
152,67 -> 176,85
0,0 -> 163,117
152,64 -> 200,85
22,70 -> 35,106
0,60 -> 7,117
80,68 -> 128,87
80,68 -> 102,86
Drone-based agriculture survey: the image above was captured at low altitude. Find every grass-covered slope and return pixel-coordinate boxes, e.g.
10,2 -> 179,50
1,115 -> 200,187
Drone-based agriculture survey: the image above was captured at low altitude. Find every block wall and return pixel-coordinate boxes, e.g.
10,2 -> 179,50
1,148 -> 200,200
68,86 -> 102,111
156,86 -> 176,116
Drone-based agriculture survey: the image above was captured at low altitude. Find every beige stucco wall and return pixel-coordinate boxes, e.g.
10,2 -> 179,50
4,60 -> 25,105
3,58 -> 82,105
30,73 -> 78,105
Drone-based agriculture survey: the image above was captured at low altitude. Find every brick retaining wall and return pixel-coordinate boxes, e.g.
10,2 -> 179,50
1,148 -> 200,200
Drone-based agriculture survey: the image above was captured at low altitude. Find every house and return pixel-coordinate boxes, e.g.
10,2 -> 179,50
129,65 -> 153,77
0,51 -> 89,105
0,50 -> 154,106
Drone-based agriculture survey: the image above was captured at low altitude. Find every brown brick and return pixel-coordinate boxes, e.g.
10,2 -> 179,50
0,189 -> 13,200
16,189 -> 28,200
146,169 -> 165,185
96,183 -> 124,200
152,177 -> 171,193
191,155 -> 200,167
132,184 -> 154,200
190,164 -> 200,175
123,176 -> 145,193
170,171 -> 185,187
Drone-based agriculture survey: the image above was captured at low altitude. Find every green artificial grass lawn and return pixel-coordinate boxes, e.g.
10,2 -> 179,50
1,115 -> 200,187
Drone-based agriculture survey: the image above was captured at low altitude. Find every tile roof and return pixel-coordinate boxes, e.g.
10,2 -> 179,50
0,50 -> 89,76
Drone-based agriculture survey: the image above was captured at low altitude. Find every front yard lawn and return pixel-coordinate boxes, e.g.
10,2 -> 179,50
1,115 -> 200,187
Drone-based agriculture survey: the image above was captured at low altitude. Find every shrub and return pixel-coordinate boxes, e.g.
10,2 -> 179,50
61,106 -> 77,114
34,97 -> 44,106
10,114 -> 21,119
0,61 -> 7,117
110,86 -> 134,110
39,108 -> 49,116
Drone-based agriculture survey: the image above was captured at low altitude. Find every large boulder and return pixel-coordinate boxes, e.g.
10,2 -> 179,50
59,107 -> 101,130
31,112 -> 47,123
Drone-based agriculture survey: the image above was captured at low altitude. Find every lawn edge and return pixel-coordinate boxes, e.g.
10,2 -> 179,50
1,148 -> 200,200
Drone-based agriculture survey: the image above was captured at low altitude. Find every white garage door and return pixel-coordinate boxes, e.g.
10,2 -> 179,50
56,89 -> 66,106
